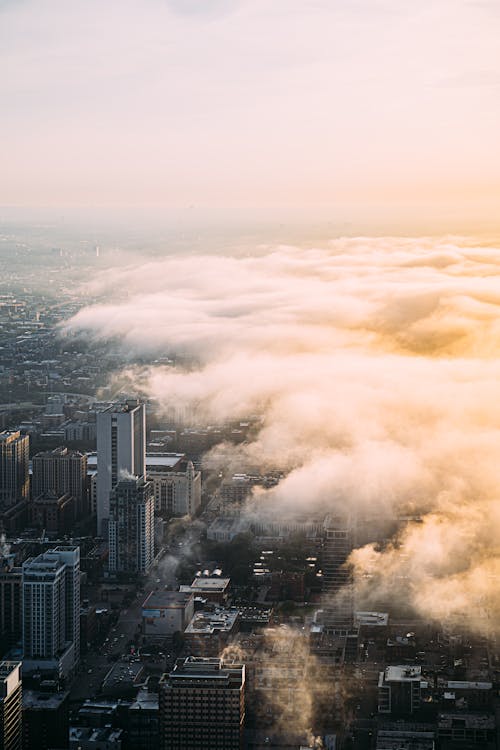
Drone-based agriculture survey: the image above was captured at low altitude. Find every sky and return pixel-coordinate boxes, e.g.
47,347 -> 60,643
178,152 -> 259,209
2,0 -> 500,230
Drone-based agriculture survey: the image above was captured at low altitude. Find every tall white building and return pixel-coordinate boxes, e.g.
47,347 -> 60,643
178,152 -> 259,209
108,477 -> 154,575
22,546 -> 80,678
96,400 -> 145,535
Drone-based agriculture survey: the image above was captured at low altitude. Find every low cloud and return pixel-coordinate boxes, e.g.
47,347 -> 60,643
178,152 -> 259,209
65,236 -> 500,634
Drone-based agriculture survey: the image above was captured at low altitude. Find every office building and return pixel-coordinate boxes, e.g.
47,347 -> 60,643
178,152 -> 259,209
159,657 -> 245,749
322,514 -> 355,633
108,477 -> 154,575
0,432 -> 29,508
148,455 -> 201,517
0,661 -> 22,750
23,690 -> 69,750
96,400 -> 145,534
0,554 -> 22,656
32,447 -> 88,517
22,546 -> 80,678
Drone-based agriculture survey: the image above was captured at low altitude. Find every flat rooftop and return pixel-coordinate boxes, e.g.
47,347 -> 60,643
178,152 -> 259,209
23,690 -> 69,710
190,577 -> 230,592
185,608 -> 239,635
142,590 -> 192,610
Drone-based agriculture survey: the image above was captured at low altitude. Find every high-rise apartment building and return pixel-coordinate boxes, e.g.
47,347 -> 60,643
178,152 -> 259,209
96,401 -> 145,535
322,514 -> 355,634
0,554 -> 22,657
0,432 -> 29,508
108,477 -> 154,575
0,661 -> 22,750
32,447 -> 88,516
159,657 -> 245,750
22,546 -> 80,678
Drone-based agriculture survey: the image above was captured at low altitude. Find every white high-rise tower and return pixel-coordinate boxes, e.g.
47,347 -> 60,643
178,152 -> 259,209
96,400 -> 145,535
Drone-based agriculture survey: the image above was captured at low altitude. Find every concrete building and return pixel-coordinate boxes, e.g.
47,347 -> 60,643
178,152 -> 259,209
159,657 -> 245,749
30,492 -> 77,536
108,477 -> 154,575
184,607 -> 240,657
322,514 -> 355,634
96,400 -> 145,535
22,690 -> 69,750
32,447 -> 88,517
147,454 -> 201,517
0,661 -> 22,750
142,591 -> 194,640
0,555 -> 22,655
22,546 -> 80,678
179,576 -> 231,605
0,432 -> 29,508
378,666 -> 427,716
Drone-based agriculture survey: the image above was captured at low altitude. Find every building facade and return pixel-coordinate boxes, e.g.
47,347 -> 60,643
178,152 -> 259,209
148,457 -> 201,518
108,477 -> 154,575
159,657 -> 245,749
322,514 -> 355,634
0,432 -> 29,508
96,401 -> 146,535
32,447 -> 88,517
22,546 -> 80,678
0,661 -> 22,750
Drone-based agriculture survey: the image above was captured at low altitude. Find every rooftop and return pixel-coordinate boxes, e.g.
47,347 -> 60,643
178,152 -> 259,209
185,608 -> 239,635
142,590 -> 193,610
23,689 -> 69,710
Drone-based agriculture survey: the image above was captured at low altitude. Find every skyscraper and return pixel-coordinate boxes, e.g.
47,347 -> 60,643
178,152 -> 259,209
159,657 -> 245,750
32,447 -> 88,517
322,514 -> 355,633
22,546 -> 80,678
0,661 -> 22,750
0,432 -> 29,508
96,400 -> 146,535
108,477 -> 154,575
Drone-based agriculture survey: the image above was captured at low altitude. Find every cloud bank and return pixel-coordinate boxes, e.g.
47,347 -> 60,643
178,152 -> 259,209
66,236 -> 500,634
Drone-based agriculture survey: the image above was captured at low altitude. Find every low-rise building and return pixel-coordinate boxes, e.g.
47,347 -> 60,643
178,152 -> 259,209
184,607 -> 240,657
142,591 -> 194,640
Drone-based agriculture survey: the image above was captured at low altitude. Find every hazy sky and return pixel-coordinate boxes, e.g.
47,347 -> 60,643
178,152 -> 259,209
2,0 -> 499,227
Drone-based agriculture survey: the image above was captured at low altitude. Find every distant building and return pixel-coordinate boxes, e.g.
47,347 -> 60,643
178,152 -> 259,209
147,454 -> 201,517
207,517 -> 251,543
108,477 -> 154,575
0,661 -> 22,750
322,514 -> 355,634
142,591 -> 194,640
159,657 -> 245,749
30,492 -> 77,536
96,400 -> 146,535
0,432 -> 29,508
22,546 -> 80,678
32,447 -> 88,517
23,690 -> 70,750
